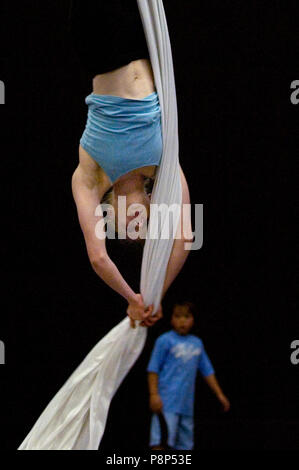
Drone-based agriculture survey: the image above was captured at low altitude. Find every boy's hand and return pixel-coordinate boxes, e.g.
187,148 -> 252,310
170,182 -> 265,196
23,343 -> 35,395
149,393 -> 163,413
218,393 -> 230,412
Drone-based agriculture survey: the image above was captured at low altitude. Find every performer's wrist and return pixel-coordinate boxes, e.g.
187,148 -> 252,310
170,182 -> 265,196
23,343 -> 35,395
127,292 -> 139,304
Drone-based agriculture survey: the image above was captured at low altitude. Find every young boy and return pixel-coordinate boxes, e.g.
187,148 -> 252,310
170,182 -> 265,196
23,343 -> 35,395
147,301 -> 230,450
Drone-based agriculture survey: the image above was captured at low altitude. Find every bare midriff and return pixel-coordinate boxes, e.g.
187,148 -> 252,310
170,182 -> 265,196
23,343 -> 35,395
92,59 -> 156,100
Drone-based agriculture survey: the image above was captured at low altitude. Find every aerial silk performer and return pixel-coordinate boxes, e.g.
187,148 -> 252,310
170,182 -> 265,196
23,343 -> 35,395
19,0 -> 191,450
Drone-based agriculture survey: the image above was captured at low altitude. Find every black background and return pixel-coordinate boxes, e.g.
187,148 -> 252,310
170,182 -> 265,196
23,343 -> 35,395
0,0 -> 298,451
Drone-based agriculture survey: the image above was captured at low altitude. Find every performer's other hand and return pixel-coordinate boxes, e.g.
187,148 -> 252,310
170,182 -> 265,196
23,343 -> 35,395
141,302 -> 163,327
127,293 -> 146,328
149,393 -> 163,413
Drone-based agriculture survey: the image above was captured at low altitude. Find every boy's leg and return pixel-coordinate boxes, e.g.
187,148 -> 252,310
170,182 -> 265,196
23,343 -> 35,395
174,415 -> 194,450
149,413 -> 161,449
149,412 -> 179,449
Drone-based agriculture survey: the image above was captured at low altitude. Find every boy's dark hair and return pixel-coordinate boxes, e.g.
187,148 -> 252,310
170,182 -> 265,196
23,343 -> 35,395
172,300 -> 197,317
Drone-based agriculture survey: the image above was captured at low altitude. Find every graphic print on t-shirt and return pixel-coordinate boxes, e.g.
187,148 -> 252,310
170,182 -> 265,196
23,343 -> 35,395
170,343 -> 202,363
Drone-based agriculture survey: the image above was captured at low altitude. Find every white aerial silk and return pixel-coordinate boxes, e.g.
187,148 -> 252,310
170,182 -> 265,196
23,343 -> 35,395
19,0 -> 182,450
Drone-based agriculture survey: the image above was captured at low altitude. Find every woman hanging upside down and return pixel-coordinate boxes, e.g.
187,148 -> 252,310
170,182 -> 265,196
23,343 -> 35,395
69,1 -> 194,328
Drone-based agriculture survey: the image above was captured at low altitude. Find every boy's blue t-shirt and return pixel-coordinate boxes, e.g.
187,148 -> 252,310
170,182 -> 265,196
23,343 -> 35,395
147,330 -> 215,417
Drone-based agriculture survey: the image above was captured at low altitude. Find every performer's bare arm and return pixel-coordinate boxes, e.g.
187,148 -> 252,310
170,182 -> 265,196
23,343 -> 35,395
160,165 -> 194,300
71,152 -> 152,322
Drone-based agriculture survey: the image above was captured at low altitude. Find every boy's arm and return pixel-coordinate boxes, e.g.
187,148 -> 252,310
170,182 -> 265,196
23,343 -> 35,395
148,372 -> 163,413
198,342 -> 230,412
147,336 -> 169,413
148,371 -> 159,395
204,374 -> 230,412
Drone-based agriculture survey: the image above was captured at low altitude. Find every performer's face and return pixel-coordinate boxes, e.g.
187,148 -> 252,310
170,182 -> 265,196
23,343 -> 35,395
113,190 -> 151,238
171,306 -> 194,335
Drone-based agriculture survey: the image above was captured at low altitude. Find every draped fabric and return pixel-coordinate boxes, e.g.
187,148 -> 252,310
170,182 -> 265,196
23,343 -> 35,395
19,0 -> 182,450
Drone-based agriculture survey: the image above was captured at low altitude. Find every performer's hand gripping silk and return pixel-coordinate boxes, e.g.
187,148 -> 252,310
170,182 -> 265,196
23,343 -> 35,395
18,0 -> 194,450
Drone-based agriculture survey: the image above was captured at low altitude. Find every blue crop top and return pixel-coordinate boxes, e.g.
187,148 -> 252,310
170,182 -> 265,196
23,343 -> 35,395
80,92 -> 163,183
